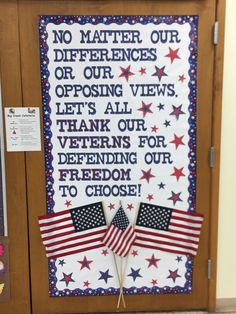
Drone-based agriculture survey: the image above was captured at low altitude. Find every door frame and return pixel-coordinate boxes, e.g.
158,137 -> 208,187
0,0 -> 226,313
209,0 -> 226,312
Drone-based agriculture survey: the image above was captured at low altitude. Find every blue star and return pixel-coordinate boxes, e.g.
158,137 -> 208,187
127,267 -> 142,282
163,120 -> 171,127
58,259 -> 66,266
98,269 -> 113,284
157,103 -> 165,111
176,256 -> 183,263
158,182 -> 165,189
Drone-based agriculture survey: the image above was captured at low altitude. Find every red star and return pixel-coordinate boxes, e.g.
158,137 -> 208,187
170,105 -> 185,120
165,47 -> 181,64
147,194 -> 154,201
151,279 -> 158,285
78,256 -> 93,270
167,269 -> 181,283
152,65 -> 168,81
131,250 -> 138,257
139,67 -> 146,75
171,167 -> 185,181
64,200 -> 72,208
145,254 -> 161,268
168,191 -> 183,205
140,168 -> 155,183
127,203 -> 134,211
108,203 -> 115,210
170,134 -> 185,149
119,65 -> 134,82
83,280 -> 91,288
101,249 -> 109,256
60,272 -> 75,287
151,125 -> 158,133
178,74 -> 186,82
138,101 -> 153,118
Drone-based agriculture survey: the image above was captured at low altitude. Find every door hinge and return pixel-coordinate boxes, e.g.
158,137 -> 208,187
213,21 -> 219,45
208,259 -> 212,280
210,146 -> 215,168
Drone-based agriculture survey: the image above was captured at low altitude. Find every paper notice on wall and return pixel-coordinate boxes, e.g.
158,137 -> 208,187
4,107 -> 41,152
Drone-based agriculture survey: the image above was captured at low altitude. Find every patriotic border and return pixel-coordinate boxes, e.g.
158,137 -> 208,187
39,15 -> 198,297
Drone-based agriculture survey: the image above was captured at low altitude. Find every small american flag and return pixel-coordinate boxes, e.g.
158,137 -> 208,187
134,203 -> 204,256
102,206 -> 136,257
38,202 -> 107,259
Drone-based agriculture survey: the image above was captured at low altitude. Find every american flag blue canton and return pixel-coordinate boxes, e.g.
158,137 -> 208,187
134,203 -> 204,256
38,202 -> 107,258
102,206 -> 136,257
111,206 -> 130,230
137,205 -> 173,231
70,202 -> 106,232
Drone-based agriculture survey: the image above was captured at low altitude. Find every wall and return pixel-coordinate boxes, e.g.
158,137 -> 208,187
217,0 -> 236,299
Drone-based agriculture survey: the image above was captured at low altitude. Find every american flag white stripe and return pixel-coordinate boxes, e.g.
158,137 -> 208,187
134,204 -> 204,257
38,202 -> 107,258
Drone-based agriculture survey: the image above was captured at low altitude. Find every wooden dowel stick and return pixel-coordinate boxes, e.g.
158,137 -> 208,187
113,254 -> 126,308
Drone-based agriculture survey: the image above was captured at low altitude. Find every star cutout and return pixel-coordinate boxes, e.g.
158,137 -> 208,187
138,101 -> 153,118
101,249 -> 109,256
146,254 -> 161,268
147,194 -> 154,201
127,268 -> 142,282
58,259 -> 66,266
163,120 -> 171,128
171,167 -> 185,181
157,103 -> 165,111
167,269 -> 181,282
140,168 -> 155,183
108,203 -> 115,210
170,105 -> 185,120
64,200 -> 72,208
151,279 -> 158,285
158,182 -> 165,189
152,65 -> 168,81
170,134 -> 185,149
151,125 -> 158,133
131,250 -> 138,257
165,47 -> 181,64
119,65 -> 134,82
98,269 -> 113,284
83,280 -> 91,288
179,74 -> 186,82
78,256 -> 93,270
168,191 -> 183,205
127,203 -> 134,211
176,256 -> 183,263
60,272 -> 75,287
139,67 -> 146,75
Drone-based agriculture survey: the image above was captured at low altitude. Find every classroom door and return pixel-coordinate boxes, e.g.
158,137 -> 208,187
18,0 -> 216,313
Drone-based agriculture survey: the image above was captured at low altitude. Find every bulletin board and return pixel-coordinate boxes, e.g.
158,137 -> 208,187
39,15 -> 199,297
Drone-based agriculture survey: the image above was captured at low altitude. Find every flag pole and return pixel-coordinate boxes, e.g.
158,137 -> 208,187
113,254 -> 126,308
103,201 -> 126,308
117,252 -> 129,308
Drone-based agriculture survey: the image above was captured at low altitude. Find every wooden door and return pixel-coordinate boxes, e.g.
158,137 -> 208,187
18,0 -> 215,313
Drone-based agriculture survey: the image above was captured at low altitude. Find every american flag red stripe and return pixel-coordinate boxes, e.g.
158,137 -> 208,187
134,203 -> 204,257
38,202 -> 107,258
